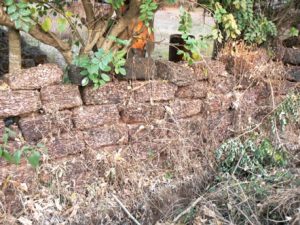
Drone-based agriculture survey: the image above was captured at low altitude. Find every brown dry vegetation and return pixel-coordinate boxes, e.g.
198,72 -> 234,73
0,45 -> 300,224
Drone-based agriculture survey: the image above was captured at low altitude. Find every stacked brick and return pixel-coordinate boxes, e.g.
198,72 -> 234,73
0,60 -> 243,185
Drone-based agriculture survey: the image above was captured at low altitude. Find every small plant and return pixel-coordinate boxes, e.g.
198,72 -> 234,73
289,27 -> 299,38
177,7 -> 209,65
73,47 -> 127,88
0,128 -> 46,168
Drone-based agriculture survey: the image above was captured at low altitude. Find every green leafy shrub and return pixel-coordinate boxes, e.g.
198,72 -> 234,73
210,0 -> 277,44
73,48 -> 127,88
0,128 -> 46,168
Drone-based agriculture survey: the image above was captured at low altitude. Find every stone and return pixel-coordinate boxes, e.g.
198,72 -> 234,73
133,81 -> 177,102
155,60 -> 195,86
82,82 -> 129,105
0,164 -> 36,185
41,84 -> 82,112
0,90 -> 41,118
83,124 -> 128,149
7,64 -> 63,90
176,81 -> 208,99
120,103 -> 166,124
205,93 -> 232,113
0,120 -> 4,138
128,122 -> 169,143
286,66 -> 300,82
124,57 -> 157,80
283,48 -> 300,65
170,99 -> 203,119
192,59 -> 227,80
19,110 -> 73,142
46,132 -> 86,159
73,105 -> 120,130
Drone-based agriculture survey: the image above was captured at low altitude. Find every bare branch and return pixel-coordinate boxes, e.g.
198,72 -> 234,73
82,0 -> 95,28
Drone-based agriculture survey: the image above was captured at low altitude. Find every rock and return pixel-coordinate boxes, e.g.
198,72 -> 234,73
83,124 -> 128,149
120,103 -> 166,124
128,122 -> 169,143
286,66 -> 300,82
0,90 -> 41,118
7,64 -> 63,90
176,81 -> 208,99
46,132 -> 86,159
67,64 -> 88,85
192,59 -> 227,79
155,60 -> 195,86
72,105 -> 120,130
283,48 -> 300,65
0,120 -> 5,137
19,110 -> 73,142
82,82 -> 129,105
124,57 -> 157,80
133,81 -> 177,102
41,84 -> 82,112
169,99 -> 203,119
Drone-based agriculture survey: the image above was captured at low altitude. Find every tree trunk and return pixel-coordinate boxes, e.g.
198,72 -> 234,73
8,28 -> 22,73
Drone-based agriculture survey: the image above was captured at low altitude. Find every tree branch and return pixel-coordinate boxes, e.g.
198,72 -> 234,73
82,0 -> 95,28
0,6 -> 73,64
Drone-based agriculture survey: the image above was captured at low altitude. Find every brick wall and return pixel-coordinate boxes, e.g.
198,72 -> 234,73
0,59 -> 292,187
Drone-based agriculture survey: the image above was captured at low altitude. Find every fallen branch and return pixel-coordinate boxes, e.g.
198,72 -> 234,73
173,196 -> 204,223
112,194 -> 141,225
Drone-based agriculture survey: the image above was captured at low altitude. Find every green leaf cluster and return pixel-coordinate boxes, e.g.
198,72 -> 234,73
210,0 -> 277,44
73,48 -> 127,88
139,0 -> 158,30
5,0 -> 35,32
0,128 -> 45,168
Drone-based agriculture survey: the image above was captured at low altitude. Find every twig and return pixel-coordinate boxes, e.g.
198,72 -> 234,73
173,196 -> 204,223
112,194 -> 141,225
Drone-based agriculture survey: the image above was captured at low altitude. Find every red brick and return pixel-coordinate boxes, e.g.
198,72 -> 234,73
41,84 -> 82,112
82,82 -> 129,105
19,110 -> 73,142
0,90 -> 41,118
155,60 -> 195,86
83,124 -> 128,149
133,81 -> 177,102
170,99 -> 203,119
0,164 -> 36,185
128,122 -> 169,143
73,105 -> 120,130
0,120 -> 4,138
46,132 -> 86,159
176,82 -> 208,99
7,64 -> 63,90
120,103 -> 166,124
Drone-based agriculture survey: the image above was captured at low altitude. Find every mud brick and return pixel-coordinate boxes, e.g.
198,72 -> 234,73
0,90 -> 41,118
176,81 -> 208,99
46,132 -> 86,159
41,84 -> 82,112
83,124 -> 128,149
7,64 -> 63,90
19,110 -> 73,142
82,82 -> 129,105
170,99 -> 203,119
156,60 -> 195,86
120,103 -> 166,124
133,81 -> 177,102
73,105 -> 120,130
